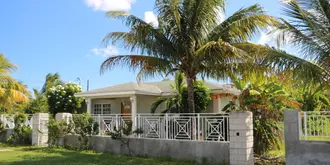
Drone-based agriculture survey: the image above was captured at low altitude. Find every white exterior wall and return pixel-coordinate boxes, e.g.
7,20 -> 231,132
220,96 -> 233,111
89,96 -> 165,114
211,96 -> 234,113
91,98 -> 127,114
137,95 -> 166,113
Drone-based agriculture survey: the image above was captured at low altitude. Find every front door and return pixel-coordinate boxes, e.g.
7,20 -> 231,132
121,102 -> 132,114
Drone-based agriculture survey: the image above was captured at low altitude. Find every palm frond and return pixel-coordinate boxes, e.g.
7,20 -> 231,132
100,55 -> 174,78
0,54 -> 17,74
209,4 -> 278,43
150,97 -> 168,113
275,0 -> 330,65
235,43 -> 330,84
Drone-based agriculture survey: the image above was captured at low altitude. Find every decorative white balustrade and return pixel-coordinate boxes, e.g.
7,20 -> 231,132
301,111 -> 330,140
0,114 -> 33,129
92,113 -> 230,142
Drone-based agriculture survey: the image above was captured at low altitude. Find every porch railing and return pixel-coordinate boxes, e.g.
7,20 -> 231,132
301,111 -> 330,141
91,113 -> 230,142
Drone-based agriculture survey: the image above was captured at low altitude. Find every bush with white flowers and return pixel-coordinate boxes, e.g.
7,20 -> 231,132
47,82 -> 84,115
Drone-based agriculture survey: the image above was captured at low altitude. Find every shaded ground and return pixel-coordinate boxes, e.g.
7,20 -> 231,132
0,144 -> 196,165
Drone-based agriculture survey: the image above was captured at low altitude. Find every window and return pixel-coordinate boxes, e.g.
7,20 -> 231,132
103,104 -> 111,114
93,104 -> 102,114
93,104 -> 111,114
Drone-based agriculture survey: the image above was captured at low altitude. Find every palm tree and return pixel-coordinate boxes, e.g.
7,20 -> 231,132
100,0 -> 277,113
265,0 -> 330,82
151,73 -> 185,113
0,54 -> 29,111
41,73 -> 64,94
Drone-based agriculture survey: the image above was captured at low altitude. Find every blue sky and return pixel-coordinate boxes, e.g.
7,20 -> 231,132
0,0 -> 294,92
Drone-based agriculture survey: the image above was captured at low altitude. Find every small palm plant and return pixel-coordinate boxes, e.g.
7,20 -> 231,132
150,72 -> 210,114
223,75 -> 301,156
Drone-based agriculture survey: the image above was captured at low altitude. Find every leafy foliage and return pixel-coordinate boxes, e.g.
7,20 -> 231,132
41,73 -> 64,94
47,83 -> 83,115
48,118 -> 74,147
24,89 -> 49,114
223,76 -> 300,156
267,0 -> 330,83
295,84 -> 330,111
72,113 -> 99,150
0,120 -> 5,134
7,114 -> 31,145
0,54 -> 29,113
150,73 -> 210,113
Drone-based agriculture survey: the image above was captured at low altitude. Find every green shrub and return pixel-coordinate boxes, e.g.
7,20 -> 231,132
47,83 -> 84,115
0,120 -> 4,133
48,118 -> 74,147
109,121 -> 143,155
72,113 -> 99,150
7,114 -> 31,145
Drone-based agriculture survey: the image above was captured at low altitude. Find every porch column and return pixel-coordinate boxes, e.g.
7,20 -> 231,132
217,98 -> 222,112
86,98 -> 92,114
130,95 -> 137,130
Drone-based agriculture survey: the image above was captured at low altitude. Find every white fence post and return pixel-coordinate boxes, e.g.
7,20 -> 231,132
55,113 -> 72,124
138,114 -> 141,138
115,114 -> 119,130
98,114 -> 101,135
55,113 -> 72,146
229,111 -> 254,165
165,114 -> 168,140
32,113 -> 49,146
197,114 -> 200,141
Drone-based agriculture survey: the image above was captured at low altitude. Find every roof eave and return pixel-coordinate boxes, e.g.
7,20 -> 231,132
75,91 -> 164,98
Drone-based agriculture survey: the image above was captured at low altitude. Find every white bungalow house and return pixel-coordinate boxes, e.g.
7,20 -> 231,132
75,80 -> 240,118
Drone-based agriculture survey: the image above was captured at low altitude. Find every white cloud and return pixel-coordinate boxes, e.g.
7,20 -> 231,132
144,11 -> 159,27
85,0 -> 135,11
88,46 -> 119,58
279,0 -> 291,4
258,32 -> 271,45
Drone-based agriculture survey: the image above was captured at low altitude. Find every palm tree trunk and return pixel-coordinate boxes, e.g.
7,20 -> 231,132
186,75 -> 197,140
186,76 -> 195,113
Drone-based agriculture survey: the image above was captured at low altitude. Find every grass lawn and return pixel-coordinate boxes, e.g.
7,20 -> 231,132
0,143 -> 196,165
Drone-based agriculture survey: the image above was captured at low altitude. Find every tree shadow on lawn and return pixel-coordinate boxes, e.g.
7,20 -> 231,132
5,147 -> 196,165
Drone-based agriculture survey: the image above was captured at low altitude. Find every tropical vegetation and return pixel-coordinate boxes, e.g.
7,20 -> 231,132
3,0 -> 330,162
24,89 -> 49,114
47,82 -> 84,115
100,0 -> 278,113
223,74 -> 301,155
150,73 -> 210,113
0,54 -> 29,113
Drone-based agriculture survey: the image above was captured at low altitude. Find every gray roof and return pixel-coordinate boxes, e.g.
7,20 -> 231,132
76,80 -> 240,97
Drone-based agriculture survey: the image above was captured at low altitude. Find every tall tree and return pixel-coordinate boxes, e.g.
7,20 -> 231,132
265,0 -> 330,83
0,54 -> 29,112
100,1 -> 277,113
41,73 -> 64,94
